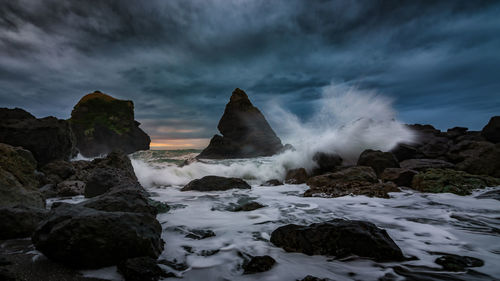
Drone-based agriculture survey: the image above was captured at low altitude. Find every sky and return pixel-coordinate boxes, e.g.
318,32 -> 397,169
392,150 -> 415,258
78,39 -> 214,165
1,0 -> 499,149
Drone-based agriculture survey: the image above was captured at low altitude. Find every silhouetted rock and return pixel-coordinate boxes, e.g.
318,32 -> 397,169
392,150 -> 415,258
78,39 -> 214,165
0,143 -> 44,208
481,116 -> 500,143
357,149 -> 399,176
242,255 -> 276,274
446,127 -> 468,139
400,158 -> 454,172
198,88 -> 283,158
305,166 -> 399,198
181,176 -> 250,191
312,152 -> 342,175
0,108 -> 76,165
412,168 -> 500,195
32,203 -> 163,269
118,257 -> 171,281
70,91 -> 150,157
434,253 -> 484,271
0,205 -> 48,240
270,219 -> 405,262
381,168 -> 418,187
285,168 -> 308,184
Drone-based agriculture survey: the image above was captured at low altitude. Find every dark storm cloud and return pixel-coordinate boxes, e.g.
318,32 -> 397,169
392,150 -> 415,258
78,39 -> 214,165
0,0 -> 499,144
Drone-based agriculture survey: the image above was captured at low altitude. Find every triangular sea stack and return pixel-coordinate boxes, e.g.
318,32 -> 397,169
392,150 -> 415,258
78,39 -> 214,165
198,88 -> 283,159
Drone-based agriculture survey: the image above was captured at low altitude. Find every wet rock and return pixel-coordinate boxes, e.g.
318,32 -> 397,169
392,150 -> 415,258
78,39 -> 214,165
147,199 -> 170,214
261,179 -> 283,186
481,116 -> 500,143
434,253 -> 484,271
233,202 -> 265,212
157,259 -> 189,271
285,168 -> 308,184
55,180 -> 85,196
32,203 -> 164,268
118,257 -> 172,281
357,149 -> 400,176
475,189 -> 500,200
390,143 -> 419,162
300,276 -> 334,281
412,168 -> 500,195
198,88 -> 283,159
70,91 -> 150,157
448,141 -> 500,178
0,108 -> 76,165
181,176 -> 250,191
380,168 -> 418,187
305,166 -> 399,198
0,143 -> 44,208
312,152 -> 342,175
0,205 -> 48,240
41,160 -> 76,184
81,188 -> 157,216
84,167 -> 139,198
400,158 -> 455,172
184,229 -> 216,240
270,219 -> 405,262
242,255 -> 276,274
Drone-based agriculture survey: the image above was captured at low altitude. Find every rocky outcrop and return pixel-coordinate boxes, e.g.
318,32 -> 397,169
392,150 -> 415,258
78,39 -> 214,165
481,116 -> 500,143
356,149 -> 399,176
412,168 -> 500,195
311,152 -> 342,175
285,168 -> 308,184
381,168 -> 418,187
434,253 -> 484,271
198,88 -> 283,159
305,166 -> 399,198
0,205 -> 48,240
270,219 -> 405,262
181,176 -> 250,191
400,158 -> 454,172
32,203 -> 164,269
0,108 -> 76,165
0,143 -> 44,208
448,141 -> 500,178
242,255 -> 276,274
70,91 -> 150,157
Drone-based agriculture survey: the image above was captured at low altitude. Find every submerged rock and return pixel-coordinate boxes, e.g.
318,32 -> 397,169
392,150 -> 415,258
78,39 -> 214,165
434,253 -> 484,271
118,257 -> 172,281
70,91 -> 150,157
285,168 -> 308,184
242,255 -> 276,274
411,168 -> 500,195
0,205 -> 48,240
300,276 -> 334,281
0,143 -> 44,208
0,108 -> 76,165
233,201 -> 265,212
261,179 -> 283,186
181,176 -> 250,191
198,88 -> 283,159
481,116 -> 500,143
356,149 -> 399,176
270,219 -> 405,262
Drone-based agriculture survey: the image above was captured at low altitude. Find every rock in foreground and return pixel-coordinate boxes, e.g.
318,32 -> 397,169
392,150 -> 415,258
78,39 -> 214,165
242,255 -> 276,274
0,205 -> 48,240
181,176 -> 250,191
198,88 -> 283,159
270,219 -> 404,262
70,91 -> 150,157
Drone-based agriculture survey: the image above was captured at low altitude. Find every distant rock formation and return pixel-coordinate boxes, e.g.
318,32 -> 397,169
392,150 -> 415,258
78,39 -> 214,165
0,108 -> 76,165
198,88 -> 283,158
70,91 -> 150,157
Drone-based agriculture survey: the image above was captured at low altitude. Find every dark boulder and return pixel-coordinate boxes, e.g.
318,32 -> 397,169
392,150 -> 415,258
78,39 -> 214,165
0,108 -> 76,165
55,180 -> 85,197
305,166 -> 399,198
300,276 -> 334,281
446,127 -> 468,139
390,143 -> 419,162
0,143 -> 44,208
184,229 -> 216,240
32,203 -> 164,269
181,176 -> 250,191
198,88 -> 283,159
41,160 -> 76,184
448,141 -> 500,178
70,91 -> 150,157
81,188 -> 157,216
242,255 -> 276,274
233,202 -> 265,212
311,152 -> 342,175
0,205 -> 48,240
357,149 -> 399,177
412,168 -> 500,195
481,116 -> 500,143
261,179 -> 283,186
270,219 -> 405,262
380,168 -> 418,187
285,168 -> 308,184
118,257 -> 171,281
400,158 -> 454,172
434,253 -> 484,271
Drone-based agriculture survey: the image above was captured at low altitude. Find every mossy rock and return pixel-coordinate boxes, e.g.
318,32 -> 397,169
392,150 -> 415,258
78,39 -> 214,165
412,168 -> 500,195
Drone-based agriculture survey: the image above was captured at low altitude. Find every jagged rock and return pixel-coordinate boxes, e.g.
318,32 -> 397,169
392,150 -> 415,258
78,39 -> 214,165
55,180 -> 85,196
261,179 -> 283,186
81,188 -> 157,216
381,168 -> 418,187
32,203 -> 164,269
400,158 -> 455,172
242,255 -> 276,274
70,91 -> 150,157
412,168 -> 500,195
356,149 -> 399,176
270,219 -> 405,262
311,152 -> 342,175
198,88 -> 283,159
390,143 -> 419,162
0,205 -> 48,240
118,257 -> 172,281
0,143 -> 44,208
448,141 -> 500,178
181,176 -> 250,191
446,127 -> 468,139
285,168 -> 308,184
434,253 -> 484,271
305,166 -> 399,198
481,116 -> 500,143
0,108 -> 76,165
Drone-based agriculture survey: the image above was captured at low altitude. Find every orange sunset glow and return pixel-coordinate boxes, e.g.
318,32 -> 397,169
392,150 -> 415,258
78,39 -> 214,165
149,138 -> 209,150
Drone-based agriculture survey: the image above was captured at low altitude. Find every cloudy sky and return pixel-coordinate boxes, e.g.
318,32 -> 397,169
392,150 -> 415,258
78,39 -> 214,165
1,0 -> 499,149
